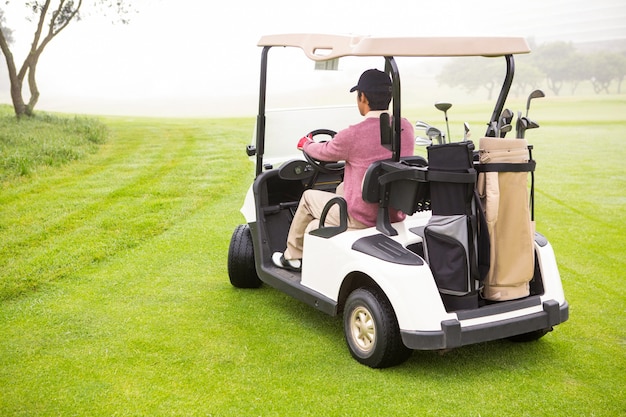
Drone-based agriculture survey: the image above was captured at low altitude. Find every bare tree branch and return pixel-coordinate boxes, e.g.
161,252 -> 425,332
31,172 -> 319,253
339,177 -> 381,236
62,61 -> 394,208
1,0 -> 130,118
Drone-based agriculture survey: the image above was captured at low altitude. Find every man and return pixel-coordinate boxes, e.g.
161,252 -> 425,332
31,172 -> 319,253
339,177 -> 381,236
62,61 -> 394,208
272,69 -> 415,271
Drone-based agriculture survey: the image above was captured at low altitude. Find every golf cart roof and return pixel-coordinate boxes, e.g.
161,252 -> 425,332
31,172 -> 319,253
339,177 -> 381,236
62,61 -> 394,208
257,34 -> 530,60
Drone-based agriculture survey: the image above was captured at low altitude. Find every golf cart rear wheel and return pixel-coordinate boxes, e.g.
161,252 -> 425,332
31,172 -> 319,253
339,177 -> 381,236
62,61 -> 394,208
343,288 -> 411,368
227,224 -> 262,288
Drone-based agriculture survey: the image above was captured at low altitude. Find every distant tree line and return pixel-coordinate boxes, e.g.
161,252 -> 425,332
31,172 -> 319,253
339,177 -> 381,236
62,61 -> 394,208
437,41 -> 626,98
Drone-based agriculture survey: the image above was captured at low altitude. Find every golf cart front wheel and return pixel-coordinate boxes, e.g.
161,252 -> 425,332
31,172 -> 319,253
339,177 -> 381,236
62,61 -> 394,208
227,224 -> 262,288
343,288 -> 411,368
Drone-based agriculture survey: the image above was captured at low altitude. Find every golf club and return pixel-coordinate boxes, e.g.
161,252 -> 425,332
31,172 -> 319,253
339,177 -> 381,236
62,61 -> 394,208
517,117 -> 530,138
435,102 -> 452,144
525,119 -> 540,136
415,136 -> 433,146
491,121 -> 499,138
426,126 -> 443,145
515,111 -> 528,139
526,89 -> 545,118
500,124 -> 512,136
415,121 -> 434,145
415,120 -> 432,130
499,108 -> 514,137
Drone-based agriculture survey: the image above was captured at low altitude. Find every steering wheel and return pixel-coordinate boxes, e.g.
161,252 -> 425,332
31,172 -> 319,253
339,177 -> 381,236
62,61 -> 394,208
302,129 -> 344,175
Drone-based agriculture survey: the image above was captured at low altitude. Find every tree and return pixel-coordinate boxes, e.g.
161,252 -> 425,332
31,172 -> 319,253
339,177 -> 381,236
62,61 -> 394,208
0,1 -> 132,118
509,55 -> 545,98
616,51 -> 626,94
588,51 -> 626,94
437,57 -> 503,100
0,10 -> 14,45
532,41 -> 580,96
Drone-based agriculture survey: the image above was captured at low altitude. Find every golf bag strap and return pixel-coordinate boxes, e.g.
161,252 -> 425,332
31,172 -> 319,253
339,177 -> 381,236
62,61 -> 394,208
428,169 -> 476,184
378,166 -> 428,186
475,161 -> 536,173
474,190 -> 490,282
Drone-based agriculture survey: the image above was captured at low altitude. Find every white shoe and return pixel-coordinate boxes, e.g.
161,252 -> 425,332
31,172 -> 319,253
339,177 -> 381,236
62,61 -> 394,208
272,252 -> 301,272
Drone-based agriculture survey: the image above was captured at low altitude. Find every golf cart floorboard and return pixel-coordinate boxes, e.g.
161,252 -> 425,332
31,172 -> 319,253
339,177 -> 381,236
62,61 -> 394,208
457,295 -> 541,319
266,264 -> 302,283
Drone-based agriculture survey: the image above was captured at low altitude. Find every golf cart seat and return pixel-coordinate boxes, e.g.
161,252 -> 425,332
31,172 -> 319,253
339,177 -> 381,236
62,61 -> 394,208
362,158 -> 430,236
309,155 -> 429,239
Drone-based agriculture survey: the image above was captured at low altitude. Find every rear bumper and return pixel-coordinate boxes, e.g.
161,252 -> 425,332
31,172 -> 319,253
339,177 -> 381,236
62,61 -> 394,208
401,299 -> 569,350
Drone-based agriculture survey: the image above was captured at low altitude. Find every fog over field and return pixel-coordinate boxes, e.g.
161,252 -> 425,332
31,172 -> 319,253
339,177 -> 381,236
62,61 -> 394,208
0,0 -> 624,117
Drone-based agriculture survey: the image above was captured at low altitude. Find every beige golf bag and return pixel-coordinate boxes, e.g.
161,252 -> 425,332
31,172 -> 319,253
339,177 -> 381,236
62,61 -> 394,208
477,137 -> 536,301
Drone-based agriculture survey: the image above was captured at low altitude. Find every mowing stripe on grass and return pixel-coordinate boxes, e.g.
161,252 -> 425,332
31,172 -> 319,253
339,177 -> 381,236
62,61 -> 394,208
0,117 -> 254,301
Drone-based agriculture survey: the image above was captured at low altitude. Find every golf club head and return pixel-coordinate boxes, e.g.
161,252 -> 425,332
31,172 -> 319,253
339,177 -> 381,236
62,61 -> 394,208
527,89 -> 545,101
526,89 -> 545,117
499,124 -> 512,137
463,122 -> 470,141
434,102 -> 452,143
526,119 -> 540,129
415,136 -> 433,146
426,126 -> 441,137
491,121 -> 499,137
426,127 -> 443,145
517,117 -> 529,138
497,108 -> 514,137
434,102 -> 452,112
415,120 -> 432,130
501,108 -> 514,124
515,111 -> 522,138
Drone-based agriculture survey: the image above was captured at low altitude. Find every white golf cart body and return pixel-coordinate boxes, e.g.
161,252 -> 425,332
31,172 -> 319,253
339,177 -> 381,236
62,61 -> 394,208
230,34 -> 568,367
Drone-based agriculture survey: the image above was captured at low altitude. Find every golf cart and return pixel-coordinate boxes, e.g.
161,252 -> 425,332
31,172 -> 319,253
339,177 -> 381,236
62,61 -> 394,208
228,34 -> 568,368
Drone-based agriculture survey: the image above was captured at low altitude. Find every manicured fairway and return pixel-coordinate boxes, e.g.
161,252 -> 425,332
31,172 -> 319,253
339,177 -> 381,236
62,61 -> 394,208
0,97 -> 624,416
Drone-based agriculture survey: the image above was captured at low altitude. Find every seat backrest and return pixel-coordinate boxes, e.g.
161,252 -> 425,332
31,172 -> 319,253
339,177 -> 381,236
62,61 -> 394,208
362,159 -> 429,236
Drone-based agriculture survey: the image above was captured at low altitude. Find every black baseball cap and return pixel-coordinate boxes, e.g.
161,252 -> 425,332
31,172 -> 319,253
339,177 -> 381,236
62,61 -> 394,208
349,69 -> 392,93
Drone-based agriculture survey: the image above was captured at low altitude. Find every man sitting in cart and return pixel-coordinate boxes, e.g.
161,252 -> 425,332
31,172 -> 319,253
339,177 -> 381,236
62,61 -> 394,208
272,69 -> 415,271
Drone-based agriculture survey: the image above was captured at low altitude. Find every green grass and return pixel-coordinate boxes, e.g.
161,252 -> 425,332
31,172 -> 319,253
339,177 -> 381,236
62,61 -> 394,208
0,105 -> 108,182
0,97 -> 625,416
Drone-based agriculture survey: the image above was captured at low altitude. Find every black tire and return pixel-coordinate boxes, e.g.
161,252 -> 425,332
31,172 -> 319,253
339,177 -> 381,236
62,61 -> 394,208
227,224 -> 262,288
343,288 -> 412,368
508,328 -> 550,343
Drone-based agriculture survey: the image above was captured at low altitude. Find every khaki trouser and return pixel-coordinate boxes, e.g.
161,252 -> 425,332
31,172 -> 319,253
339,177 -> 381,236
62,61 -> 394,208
284,184 -> 367,260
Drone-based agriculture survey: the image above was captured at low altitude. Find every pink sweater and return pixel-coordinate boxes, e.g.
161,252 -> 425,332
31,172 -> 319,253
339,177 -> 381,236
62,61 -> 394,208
303,114 -> 415,227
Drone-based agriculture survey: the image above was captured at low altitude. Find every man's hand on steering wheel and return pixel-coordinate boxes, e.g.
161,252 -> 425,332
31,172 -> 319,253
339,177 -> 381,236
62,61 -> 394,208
297,134 -> 313,150
298,129 -> 344,175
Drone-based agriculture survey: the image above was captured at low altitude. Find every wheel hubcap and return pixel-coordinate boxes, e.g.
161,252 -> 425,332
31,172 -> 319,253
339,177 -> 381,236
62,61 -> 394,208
350,306 -> 375,353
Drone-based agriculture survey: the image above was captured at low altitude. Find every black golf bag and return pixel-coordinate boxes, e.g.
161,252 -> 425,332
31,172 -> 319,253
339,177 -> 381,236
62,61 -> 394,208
422,141 -> 489,311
